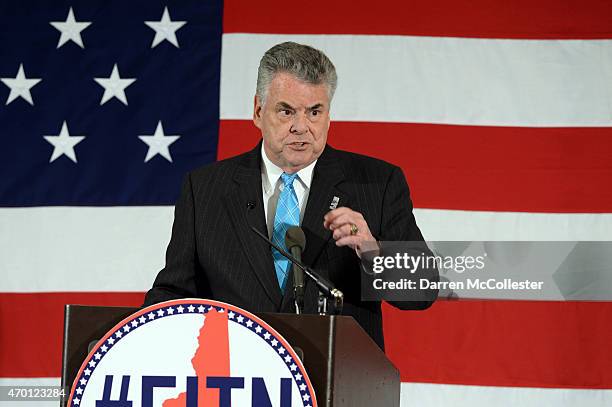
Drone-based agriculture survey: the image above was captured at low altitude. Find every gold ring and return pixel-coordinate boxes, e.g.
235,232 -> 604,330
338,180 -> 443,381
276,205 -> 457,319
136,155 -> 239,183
350,223 -> 359,236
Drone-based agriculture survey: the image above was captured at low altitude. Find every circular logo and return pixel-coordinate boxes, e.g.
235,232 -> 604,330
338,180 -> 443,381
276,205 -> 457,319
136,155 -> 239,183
68,299 -> 317,406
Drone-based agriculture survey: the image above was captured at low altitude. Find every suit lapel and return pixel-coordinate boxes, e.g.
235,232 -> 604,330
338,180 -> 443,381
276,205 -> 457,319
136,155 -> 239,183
223,144 -> 283,309
301,145 -> 349,269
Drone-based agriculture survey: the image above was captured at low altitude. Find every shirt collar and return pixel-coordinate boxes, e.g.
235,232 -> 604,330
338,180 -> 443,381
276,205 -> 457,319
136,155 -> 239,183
261,144 -> 316,194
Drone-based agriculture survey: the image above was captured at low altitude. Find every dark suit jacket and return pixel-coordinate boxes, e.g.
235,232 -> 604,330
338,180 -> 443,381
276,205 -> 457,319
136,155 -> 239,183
144,143 -> 434,349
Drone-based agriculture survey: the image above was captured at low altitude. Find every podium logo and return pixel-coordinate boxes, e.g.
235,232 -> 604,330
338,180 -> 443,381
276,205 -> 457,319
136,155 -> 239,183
67,299 -> 316,407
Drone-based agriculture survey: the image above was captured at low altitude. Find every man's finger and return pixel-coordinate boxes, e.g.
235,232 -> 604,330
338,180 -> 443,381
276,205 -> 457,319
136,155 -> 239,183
332,224 -> 353,240
334,235 -> 362,249
323,207 -> 352,228
327,213 -> 355,230
326,212 -> 365,231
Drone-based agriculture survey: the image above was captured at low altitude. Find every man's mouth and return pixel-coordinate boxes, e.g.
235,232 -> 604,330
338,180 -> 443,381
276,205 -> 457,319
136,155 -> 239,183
288,142 -> 308,148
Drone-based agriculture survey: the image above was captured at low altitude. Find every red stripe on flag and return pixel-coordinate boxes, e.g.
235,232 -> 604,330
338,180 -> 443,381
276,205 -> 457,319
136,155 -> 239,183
223,0 -> 612,39
4,292 -> 612,389
382,300 -> 612,389
218,120 -> 612,213
0,292 -> 144,378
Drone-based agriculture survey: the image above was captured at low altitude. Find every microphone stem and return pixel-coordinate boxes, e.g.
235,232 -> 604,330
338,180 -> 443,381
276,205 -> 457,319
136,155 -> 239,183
250,225 -> 344,312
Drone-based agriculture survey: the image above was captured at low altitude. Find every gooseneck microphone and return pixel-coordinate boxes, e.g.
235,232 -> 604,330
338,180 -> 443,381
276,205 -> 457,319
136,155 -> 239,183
285,227 -> 306,314
250,225 -> 344,314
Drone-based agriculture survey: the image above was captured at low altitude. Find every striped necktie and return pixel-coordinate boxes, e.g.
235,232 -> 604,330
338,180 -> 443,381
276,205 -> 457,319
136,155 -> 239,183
271,172 -> 300,292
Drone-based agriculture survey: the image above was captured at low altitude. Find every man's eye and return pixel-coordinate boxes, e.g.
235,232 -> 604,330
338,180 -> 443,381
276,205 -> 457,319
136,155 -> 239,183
311,110 -> 320,116
280,109 -> 292,116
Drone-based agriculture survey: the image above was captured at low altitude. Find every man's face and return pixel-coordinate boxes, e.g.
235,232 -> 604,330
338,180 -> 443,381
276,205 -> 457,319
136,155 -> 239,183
253,72 -> 331,173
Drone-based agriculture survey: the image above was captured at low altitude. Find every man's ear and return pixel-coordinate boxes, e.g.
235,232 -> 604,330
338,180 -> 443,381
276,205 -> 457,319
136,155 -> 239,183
253,95 -> 262,129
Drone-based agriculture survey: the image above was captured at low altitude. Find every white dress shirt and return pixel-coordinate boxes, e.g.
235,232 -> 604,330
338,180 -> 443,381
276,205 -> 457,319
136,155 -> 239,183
261,145 -> 317,238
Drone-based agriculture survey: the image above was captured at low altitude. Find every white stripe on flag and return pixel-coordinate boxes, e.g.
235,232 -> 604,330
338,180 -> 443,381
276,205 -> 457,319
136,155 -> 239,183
401,382 -> 612,407
2,207 -> 612,292
220,34 -> 612,127
2,378 -> 610,407
415,209 -> 612,241
0,207 -> 172,292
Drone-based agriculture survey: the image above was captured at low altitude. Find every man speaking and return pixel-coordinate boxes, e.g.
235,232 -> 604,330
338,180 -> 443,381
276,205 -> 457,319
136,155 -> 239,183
144,42 -> 434,349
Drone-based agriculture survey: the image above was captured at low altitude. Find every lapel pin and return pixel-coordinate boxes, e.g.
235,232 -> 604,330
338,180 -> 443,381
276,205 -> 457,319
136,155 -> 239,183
329,196 -> 340,210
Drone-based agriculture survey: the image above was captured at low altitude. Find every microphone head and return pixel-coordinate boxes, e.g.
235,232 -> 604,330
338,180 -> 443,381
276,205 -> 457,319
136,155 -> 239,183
285,226 -> 306,251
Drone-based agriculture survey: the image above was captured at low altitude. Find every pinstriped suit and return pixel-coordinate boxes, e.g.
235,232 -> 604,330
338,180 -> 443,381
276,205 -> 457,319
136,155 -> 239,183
144,143 -> 432,349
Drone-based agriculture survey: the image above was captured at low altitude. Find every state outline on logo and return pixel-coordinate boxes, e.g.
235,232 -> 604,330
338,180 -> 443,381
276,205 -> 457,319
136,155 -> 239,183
67,298 -> 317,407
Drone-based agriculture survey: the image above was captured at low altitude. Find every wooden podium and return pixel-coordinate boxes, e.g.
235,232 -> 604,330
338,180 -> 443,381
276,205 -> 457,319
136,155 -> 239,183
61,305 -> 400,406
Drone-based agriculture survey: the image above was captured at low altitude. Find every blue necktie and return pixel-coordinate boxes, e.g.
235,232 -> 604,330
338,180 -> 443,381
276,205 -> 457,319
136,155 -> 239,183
272,172 -> 300,292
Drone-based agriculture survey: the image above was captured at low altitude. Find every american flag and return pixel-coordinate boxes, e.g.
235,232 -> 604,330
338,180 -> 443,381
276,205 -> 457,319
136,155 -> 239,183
2,0 -> 612,405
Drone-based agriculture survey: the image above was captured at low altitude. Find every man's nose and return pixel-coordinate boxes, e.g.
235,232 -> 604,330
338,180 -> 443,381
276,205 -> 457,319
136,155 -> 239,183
290,113 -> 308,134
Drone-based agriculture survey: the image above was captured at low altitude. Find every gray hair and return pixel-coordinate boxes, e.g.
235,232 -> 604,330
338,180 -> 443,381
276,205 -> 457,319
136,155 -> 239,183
256,42 -> 338,106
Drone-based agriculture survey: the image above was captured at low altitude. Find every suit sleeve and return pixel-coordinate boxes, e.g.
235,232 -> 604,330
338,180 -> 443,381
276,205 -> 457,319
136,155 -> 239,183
379,166 -> 424,242
143,173 -> 210,306
380,166 -> 438,310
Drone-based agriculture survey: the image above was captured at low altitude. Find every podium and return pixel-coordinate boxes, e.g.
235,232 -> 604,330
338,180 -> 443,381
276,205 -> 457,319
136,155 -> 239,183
61,305 -> 400,406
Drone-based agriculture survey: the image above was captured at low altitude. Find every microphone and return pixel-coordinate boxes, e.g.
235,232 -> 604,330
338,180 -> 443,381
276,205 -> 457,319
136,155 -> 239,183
250,225 -> 343,314
285,227 -> 306,314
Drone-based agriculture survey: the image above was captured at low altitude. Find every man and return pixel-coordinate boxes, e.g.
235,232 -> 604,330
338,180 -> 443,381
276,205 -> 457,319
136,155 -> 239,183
144,42 -> 434,349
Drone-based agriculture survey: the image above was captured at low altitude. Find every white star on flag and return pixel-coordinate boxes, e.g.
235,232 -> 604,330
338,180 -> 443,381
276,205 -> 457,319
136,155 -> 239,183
50,7 -> 91,49
43,121 -> 85,163
145,7 -> 186,48
1,64 -> 41,105
94,64 -> 136,105
139,121 -> 181,162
